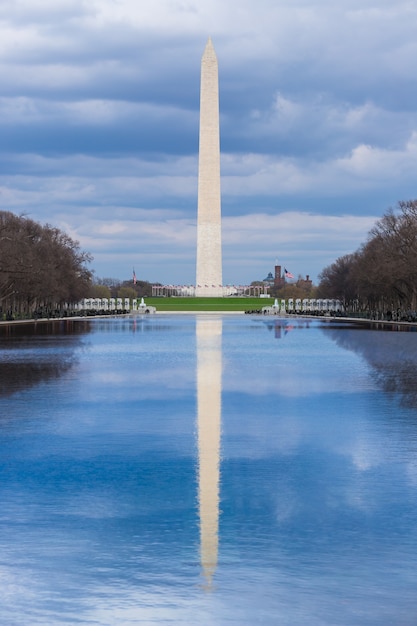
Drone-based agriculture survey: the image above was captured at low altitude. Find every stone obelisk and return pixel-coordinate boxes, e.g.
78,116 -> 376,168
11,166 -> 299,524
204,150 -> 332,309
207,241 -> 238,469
195,38 -> 223,297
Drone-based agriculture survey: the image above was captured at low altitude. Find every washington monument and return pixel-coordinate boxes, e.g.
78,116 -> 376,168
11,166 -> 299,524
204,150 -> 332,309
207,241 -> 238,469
195,38 -> 223,297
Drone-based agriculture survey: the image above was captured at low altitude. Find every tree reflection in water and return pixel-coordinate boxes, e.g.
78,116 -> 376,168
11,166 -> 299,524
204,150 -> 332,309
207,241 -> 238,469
0,320 -> 91,398
323,323 -> 417,408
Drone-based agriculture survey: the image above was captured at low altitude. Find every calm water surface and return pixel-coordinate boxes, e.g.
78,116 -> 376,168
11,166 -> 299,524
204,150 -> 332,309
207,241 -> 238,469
1,315 -> 417,625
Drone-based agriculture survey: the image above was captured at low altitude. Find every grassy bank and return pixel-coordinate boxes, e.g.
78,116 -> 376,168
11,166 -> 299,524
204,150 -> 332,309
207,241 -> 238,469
144,297 -> 272,312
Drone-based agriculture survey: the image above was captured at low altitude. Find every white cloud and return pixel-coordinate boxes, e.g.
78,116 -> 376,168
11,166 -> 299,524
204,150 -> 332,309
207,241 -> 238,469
223,211 -> 376,244
336,132 -> 417,180
221,128 -> 417,197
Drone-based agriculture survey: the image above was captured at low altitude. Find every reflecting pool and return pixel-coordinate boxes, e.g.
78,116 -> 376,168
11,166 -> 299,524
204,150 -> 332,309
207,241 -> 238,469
1,315 -> 417,625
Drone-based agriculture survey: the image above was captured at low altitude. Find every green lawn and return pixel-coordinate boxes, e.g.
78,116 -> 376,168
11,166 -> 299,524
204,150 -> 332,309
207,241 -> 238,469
144,297 -> 275,311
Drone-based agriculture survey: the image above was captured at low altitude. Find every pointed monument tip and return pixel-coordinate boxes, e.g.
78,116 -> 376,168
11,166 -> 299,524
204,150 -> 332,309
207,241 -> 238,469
204,36 -> 215,52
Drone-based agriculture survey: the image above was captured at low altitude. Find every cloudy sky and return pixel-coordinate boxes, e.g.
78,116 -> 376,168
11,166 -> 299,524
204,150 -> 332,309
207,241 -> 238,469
1,0 -> 416,285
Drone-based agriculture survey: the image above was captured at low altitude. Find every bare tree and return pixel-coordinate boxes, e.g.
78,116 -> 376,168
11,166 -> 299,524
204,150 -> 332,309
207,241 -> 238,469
317,253 -> 358,306
317,200 -> 417,317
0,211 -> 93,319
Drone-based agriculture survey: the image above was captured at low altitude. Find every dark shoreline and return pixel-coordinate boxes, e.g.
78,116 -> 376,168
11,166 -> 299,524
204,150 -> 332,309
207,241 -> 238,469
1,313 -> 417,331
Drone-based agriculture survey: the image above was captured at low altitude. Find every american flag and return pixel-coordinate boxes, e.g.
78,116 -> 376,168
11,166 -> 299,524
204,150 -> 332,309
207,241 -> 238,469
133,268 -> 137,284
284,268 -> 294,279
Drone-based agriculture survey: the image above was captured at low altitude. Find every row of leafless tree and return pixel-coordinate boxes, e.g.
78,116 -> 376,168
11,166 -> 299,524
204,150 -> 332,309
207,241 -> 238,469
91,277 -> 153,299
0,211 -> 92,319
317,200 -> 417,318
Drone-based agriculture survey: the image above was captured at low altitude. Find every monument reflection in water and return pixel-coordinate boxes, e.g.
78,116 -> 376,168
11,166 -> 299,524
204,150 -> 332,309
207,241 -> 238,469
196,317 -> 221,586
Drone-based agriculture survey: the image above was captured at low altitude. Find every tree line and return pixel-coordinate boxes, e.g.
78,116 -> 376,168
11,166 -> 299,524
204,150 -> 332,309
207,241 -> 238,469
90,277 -> 153,301
0,211 -> 92,319
317,200 -> 417,319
